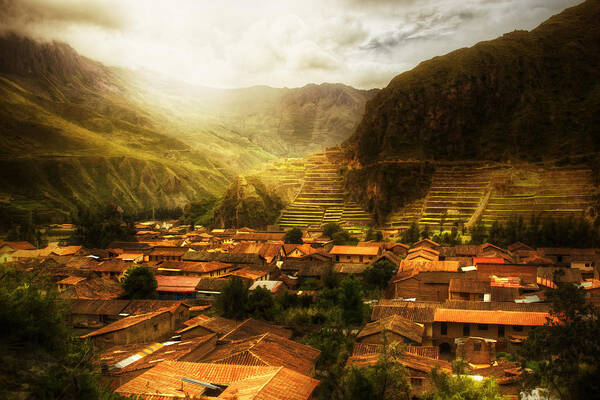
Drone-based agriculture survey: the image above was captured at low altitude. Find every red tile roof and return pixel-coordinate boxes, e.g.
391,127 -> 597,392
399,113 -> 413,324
0,241 -> 36,250
155,275 -> 201,293
81,309 -> 171,338
57,276 -> 87,286
473,257 -> 505,265
357,315 -> 425,344
434,308 -> 550,326
330,245 -> 379,256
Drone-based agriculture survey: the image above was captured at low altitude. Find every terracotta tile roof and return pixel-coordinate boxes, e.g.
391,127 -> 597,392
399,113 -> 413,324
537,267 -> 582,283
477,263 -> 538,283
155,275 -> 201,293
370,251 -> 403,268
51,245 -> 83,256
196,278 -> 230,292
232,243 -> 282,263
351,343 -> 438,359
219,318 -> 293,342
347,351 -> 451,373
249,281 -> 283,293
490,286 -> 520,302
176,316 -> 239,336
582,279 -> 600,290
282,244 -> 319,258
399,260 -> 460,272
183,314 -> 212,327
233,232 -> 286,242
231,268 -> 269,281
449,279 -> 490,294
57,276 -> 87,285
357,315 -> 425,344
115,361 -> 280,398
121,300 -> 188,316
371,301 -> 439,323
81,309 -> 171,338
0,241 -> 36,250
473,257 -> 505,265
405,250 -> 439,262
408,246 -> 440,256
89,260 -> 132,273
69,299 -> 130,316
201,333 -> 319,375
184,251 -> 265,265
333,263 -> 368,274
412,239 -> 441,249
101,335 -> 217,374
58,278 -> 124,300
330,245 -> 379,256
508,242 -> 534,252
147,247 -> 189,257
157,260 -> 232,274
434,308 -> 550,326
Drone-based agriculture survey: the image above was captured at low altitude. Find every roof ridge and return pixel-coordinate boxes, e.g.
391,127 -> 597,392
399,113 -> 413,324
253,366 -> 284,397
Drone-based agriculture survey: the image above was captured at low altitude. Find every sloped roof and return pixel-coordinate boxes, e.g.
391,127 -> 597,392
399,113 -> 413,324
184,251 -> 265,264
101,334 -> 217,374
155,275 -> 201,293
231,268 -> 269,281
58,278 -> 124,300
147,247 -> 189,257
1,241 -> 36,250
232,242 -> 282,263
69,299 -> 130,315
233,232 -> 286,241
176,316 -> 239,336
356,315 -> 424,343
200,333 -> 319,375
82,309 -> 171,338
333,263 -> 368,274
157,260 -> 232,274
249,280 -> 283,293
434,308 -> 550,326
370,251 -> 403,268
399,260 -> 460,272
219,318 -> 293,342
57,276 -> 87,285
351,343 -> 439,359
449,279 -> 490,294
330,245 -> 379,256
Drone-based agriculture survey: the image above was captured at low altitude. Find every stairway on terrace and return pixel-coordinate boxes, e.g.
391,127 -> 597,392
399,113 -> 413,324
418,167 -> 492,230
479,168 -> 594,226
278,150 -> 373,228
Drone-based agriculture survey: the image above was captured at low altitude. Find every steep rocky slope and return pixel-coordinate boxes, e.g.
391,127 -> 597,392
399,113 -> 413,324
343,0 -> 600,222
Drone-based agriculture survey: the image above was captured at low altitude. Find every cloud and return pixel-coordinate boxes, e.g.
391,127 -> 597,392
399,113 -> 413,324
0,0 -> 128,32
0,0 -> 582,89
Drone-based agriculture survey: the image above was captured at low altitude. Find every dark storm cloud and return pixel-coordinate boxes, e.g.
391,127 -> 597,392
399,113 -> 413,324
362,9 -> 478,52
0,0 -> 128,32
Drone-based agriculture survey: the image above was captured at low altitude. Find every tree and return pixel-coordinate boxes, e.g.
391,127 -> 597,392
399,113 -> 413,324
423,359 -> 503,400
401,222 -> 420,245
323,222 -> 343,239
363,260 -> 396,290
365,227 -> 383,242
247,286 -> 279,320
332,230 -> 358,245
0,267 -> 128,399
421,224 -> 431,239
519,274 -> 600,400
71,204 -> 135,248
339,276 -> 366,326
284,228 -> 304,244
469,217 -> 487,245
122,266 -> 158,299
216,277 -> 250,320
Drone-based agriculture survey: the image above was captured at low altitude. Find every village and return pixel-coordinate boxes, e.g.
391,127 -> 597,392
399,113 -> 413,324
1,217 -> 598,400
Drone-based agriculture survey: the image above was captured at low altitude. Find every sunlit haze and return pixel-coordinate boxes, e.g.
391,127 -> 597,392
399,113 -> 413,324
0,0 -> 583,88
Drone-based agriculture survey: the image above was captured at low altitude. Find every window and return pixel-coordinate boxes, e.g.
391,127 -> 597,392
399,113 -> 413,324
441,322 -> 448,335
410,378 -> 422,386
478,324 -> 488,331
153,324 -> 158,332
498,325 -> 505,337
463,324 -> 470,336
513,325 -> 524,332
473,343 -> 482,351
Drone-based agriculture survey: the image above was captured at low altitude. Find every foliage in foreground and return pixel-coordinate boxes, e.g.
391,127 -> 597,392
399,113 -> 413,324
0,267 -> 128,400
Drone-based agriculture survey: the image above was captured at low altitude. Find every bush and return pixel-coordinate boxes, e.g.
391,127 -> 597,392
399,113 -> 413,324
122,266 -> 158,299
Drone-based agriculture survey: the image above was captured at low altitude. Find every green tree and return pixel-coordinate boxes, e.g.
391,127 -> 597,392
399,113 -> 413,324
122,266 -> 158,299
401,222 -> 420,245
247,286 -> 279,321
339,276 -> 366,326
284,228 -> 304,244
0,267 -> 127,399
423,359 -> 503,400
71,204 -> 135,248
421,224 -> 431,239
363,260 -> 396,290
365,227 -> 383,242
332,230 -> 359,245
469,217 -> 487,245
520,274 -> 600,400
323,222 -> 343,239
216,277 -> 250,320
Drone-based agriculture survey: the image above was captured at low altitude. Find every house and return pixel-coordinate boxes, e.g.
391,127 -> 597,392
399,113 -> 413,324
199,333 -> 320,376
145,247 -> 188,262
390,271 -> 471,301
476,263 -> 538,287
69,299 -> 131,329
81,308 -> 175,349
281,243 -> 319,259
249,280 -> 284,294
333,263 -> 369,276
233,231 -> 286,243
116,253 -> 144,263
115,361 -> 319,400
0,241 -> 36,263
432,308 -> 551,353
406,246 -> 440,262
455,337 -> 497,365
86,260 -> 133,281
176,315 -> 239,339
399,260 -> 460,273
231,242 -> 282,263
155,275 -> 201,300
155,260 -> 235,278
413,239 -> 441,251
195,278 -> 231,298
329,245 -> 380,263
58,277 -> 124,300
230,267 -> 270,283
218,318 -> 293,342
448,279 -> 490,301
56,275 -> 87,291
183,250 -> 265,266
100,334 -> 218,389
369,251 -> 403,270
356,314 -> 425,345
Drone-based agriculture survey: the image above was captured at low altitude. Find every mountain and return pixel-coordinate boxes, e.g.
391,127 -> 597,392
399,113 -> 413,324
343,0 -> 600,221
0,33 -> 375,223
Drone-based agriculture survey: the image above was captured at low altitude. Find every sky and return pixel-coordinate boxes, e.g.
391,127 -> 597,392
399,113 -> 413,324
0,0 -> 582,89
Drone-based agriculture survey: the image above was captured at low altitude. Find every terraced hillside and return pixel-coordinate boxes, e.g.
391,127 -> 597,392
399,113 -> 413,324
480,168 -> 595,226
382,165 -> 596,232
248,158 -> 305,204
278,149 -> 373,228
